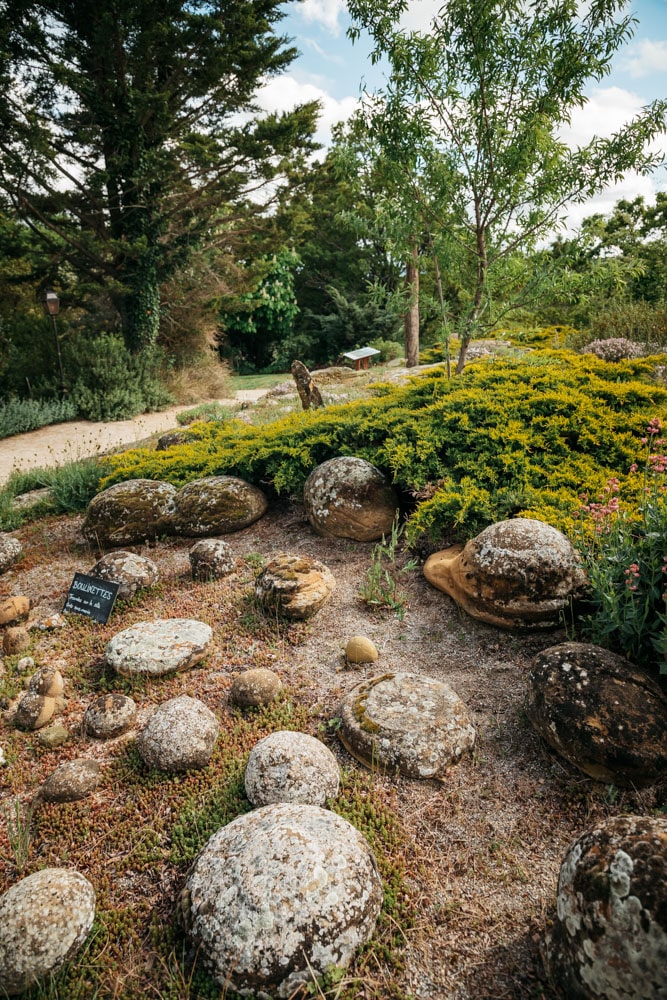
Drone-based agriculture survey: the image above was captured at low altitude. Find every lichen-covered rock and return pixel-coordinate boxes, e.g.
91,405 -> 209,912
137,695 -> 219,772
304,457 -> 399,542
2,626 -> 30,656
37,725 -> 69,749
0,867 -> 96,995
339,672 -> 476,779
546,815 -> 667,999
29,667 -> 63,698
14,693 -> 56,731
0,533 -> 22,575
255,553 -> 336,620
229,668 -> 282,708
83,693 -> 137,739
82,479 -> 177,546
424,517 -> 586,629
89,550 -> 159,601
0,595 -> 30,626
526,642 -> 667,787
184,803 -> 383,997
244,731 -> 340,807
105,619 -> 212,677
156,429 -> 191,451
40,759 -> 101,803
189,538 -> 235,581
170,476 -> 268,537
345,635 -> 379,664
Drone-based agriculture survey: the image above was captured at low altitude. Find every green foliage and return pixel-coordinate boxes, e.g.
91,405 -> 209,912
1,797 -> 37,874
0,459 -> 107,530
67,335 -> 173,421
176,402 -> 233,426
359,517 -> 418,618
587,300 -> 667,348
0,396 -> 78,439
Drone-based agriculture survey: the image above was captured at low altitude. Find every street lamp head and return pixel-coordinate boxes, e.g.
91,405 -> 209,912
43,289 -> 60,316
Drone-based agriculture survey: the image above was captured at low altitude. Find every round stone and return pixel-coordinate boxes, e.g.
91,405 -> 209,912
137,695 -> 219,772
189,538 -> 235,581
40,759 -> 101,803
255,553 -> 336,620
546,815 -> 667,999
2,627 -> 30,656
170,476 -> 268,537
229,668 -> 282,708
339,671 -> 476,779
304,456 -> 399,542
185,803 -> 383,997
83,693 -> 137,739
89,550 -> 159,601
82,478 -> 177,546
244,731 -> 340,807
14,693 -> 55,731
0,596 -> 31,626
0,867 -> 96,995
0,534 -> 22,575
526,642 -> 667,787
28,667 -> 64,698
105,619 -> 212,677
345,636 -> 379,664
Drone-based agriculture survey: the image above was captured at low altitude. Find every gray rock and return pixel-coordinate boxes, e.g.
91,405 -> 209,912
304,456 -> 399,542
339,671 -> 476,779
185,803 -> 383,998
37,725 -> 69,749
0,867 -> 95,995
105,618 -> 212,677
189,538 -> 235,581
229,668 -> 282,708
40,759 -> 101,803
15,656 -> 35,673
137,695 -> 219,772
10,487 -> 53,513
170,476 -> 268,537
244,731 -> 340,807
89,550 -> 159,601
0,533 -> 22,575
255,552 -> 336,620
83,693 -> 137,739
546,815 -> 667,999
82,479 -> 177,546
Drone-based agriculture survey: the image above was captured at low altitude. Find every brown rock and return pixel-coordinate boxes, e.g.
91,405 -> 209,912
345,636 -> 379,664
304,457 -> 399,542
37,725 -> 69,749
14,693 -> 55,730
82,479 -> 177,546
255,552 -> 335,620
189,539 -> 235,581
0,596 -> 31,626
156,430 -> 191,451
2,627 -> 30,656
29,667 -> 64,698
83,693 -> 137,739
291,359 -> 324,410
230,668 -> 282,708
40,759 -> 101,803
170,476 -> 268,537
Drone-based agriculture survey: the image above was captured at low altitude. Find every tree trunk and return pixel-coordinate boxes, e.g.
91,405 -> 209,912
114,250 -> 162,353
404,244 -> 420,367
457,225 -> 487,373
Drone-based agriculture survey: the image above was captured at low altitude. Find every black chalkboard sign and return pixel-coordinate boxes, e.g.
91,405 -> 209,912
63,573 -> 120,624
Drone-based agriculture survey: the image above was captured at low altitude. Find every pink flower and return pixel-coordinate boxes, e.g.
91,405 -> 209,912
629,463 -> 638,473
647,417 -> 662,435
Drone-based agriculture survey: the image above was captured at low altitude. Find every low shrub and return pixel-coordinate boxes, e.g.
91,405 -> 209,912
0,459 -> 107,530
0,396 -> 78,439
587,300 -> 667,348
581,338 -> 645,362
176,402 -> 234,426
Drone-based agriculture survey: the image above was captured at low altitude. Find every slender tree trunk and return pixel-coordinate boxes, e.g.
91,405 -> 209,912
431,249 -> 451,379
457,225 -> 487,373
404,243 -> 420,367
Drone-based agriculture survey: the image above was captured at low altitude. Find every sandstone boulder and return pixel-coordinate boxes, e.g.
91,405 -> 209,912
105,619 -> 212,677
37,725 -> 69,749
0,534 -> 22,575
0,596 -> 30,626
137,695 -> 219,771
546,815 -> 667,999
89,550 -> 159,601
339,671 -> 476,779
170,476 -> 268,536
526,642 -> 667,786
189,538 -> 235,581
184,803 -> 382,997
244,731 -> 340,807
229,668 -> 282,708
83,693 -> 137,739
82,479 -> 177,546
14,693 -> 56,731
29,667 -> 63,698
40,759 -> 101,803
345,635 -> 379,664
2,626 -> 30,656
255,552 -> 336,620
304,457 -> 399,542
424,517 -> 586,629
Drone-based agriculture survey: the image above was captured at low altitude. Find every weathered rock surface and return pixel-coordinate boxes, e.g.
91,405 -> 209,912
304,456 -> 399,542
526,642 -> 667,786
89,550 -> 159,601
339,671 -> 476,779
0,533 -> 22,575
546,814 -> 667,999
37,725 -> 69,749
0,595 -> 30,625
82,479 -> 177,546
2,626 -> 30,656
255,553 -> 336,620
105,619 -> 212,677
424,517 -> 586,629
229,668 -> 282,708
137,695 -> 219,772
345,635 -> 379,664
156,430 -> 191,451
244,731 -> 340,807
170,476 -> 268,536
0,867 -> 95,995
189,538 -> 235,581
184,803 -> 383,997
14,690 -> 58,731
40,759 -> 101,802
83,693 -> 137,739
29,666 -> 63,698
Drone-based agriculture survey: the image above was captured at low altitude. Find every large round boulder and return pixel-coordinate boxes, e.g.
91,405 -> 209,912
170,476 -> 268,536
0,868 -> 96,995
0,533 -> 22,575
137,695 -> 219,772
184,803 -> 383,997
254,552 -> 336,620
526,642 -> 667,786
338,671 -> 476,779
89,550 -> 159,601
423,517 -> 586,629
105,619 -> 212,677
546,815 -> 667,999
303,457 -> 399,542
82,479 -> 177,546
244,731 -> 340,807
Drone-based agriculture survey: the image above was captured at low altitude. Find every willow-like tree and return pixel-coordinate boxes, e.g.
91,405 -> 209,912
0,0 -> 318,351
348,0 -> 667,370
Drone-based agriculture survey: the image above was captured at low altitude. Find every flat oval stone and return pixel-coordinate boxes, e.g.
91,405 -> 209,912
339,672 -> 476,779
37,725 -> 69,749
83,693 -> 137,739
105,619 -> 212,677
137,695 -> 219,772
170,476 -> 268,536
244,731 -> 340,807
185,803 -> 383,997
304,456 -> 399,542
82,478 -> 177,546
0,868 -> 95,995
189,538 -> 235,581
40,759 -> 101,803
89,550 -> 159,601
255,553 -> 336,620
229,668 -> 282,708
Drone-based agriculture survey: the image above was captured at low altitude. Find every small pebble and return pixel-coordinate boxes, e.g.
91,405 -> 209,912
345,636 -> 379,664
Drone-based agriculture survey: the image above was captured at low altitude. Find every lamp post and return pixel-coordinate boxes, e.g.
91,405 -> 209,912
43,289 -> 65,395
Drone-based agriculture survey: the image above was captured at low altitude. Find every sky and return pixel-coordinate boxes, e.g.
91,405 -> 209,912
259,0 -> 667,232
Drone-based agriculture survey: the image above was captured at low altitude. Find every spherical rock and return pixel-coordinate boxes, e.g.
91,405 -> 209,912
244,731 -> 340,807
304,456 -> 399,542
185,803 -> 383,997
40,759 -> 101,803
189,538 -> 235,581
546,814 -> 667,999
345,636 -> 379,664
0,868 -> 95,995
37,725 -> 69,749
137,695 -> 219,772
83,693 -> 137,739
424,517 -> 586,629
105,618 -> 212,677
0,533 -> 22,575
0,596 -> 31,626
15,656 -> 34,673
29,667 -> 64,698
229,668 -> 282,708
2,626 -> 30,656
526,642 -> 667,787
255,552 -> 336,620
339,671 -> 476,779
82,479 -> 177,546
89,550 -> 159,601
170,476 -> 268,537
14,693 -> 56,731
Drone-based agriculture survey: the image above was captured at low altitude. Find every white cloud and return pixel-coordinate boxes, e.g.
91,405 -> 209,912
257,74 -> 359,149
621,40 -> 667,79
298,0 -> 346,33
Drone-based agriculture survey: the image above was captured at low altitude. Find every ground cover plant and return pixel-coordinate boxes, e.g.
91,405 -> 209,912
0,398 -> 79,440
